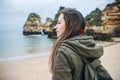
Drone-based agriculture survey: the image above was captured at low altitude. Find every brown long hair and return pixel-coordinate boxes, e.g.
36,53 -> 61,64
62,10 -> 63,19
49,8 -> 85,73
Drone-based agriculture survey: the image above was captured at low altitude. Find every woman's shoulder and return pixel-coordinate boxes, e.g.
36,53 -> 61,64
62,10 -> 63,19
58,44 -> 70,55
58,42 -> 78,59
58,41 -> 84,69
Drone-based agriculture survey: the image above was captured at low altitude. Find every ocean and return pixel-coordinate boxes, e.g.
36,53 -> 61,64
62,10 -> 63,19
0,27 -> 55,62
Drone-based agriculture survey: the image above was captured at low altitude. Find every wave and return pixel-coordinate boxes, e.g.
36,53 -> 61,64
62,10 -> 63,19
0,52 -> 50,63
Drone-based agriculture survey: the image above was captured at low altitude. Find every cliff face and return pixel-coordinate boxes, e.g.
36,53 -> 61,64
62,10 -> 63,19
102,0 -> 120,33
42,18 -> 53,32
85,8 -> 102,26
23,13 -> 52,35
85,8 -> 103,33
23,13 -> 42,35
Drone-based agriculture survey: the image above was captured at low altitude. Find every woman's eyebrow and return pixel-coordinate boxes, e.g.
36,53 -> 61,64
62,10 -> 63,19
57,20 -> 61,22
57,19 -> 62,21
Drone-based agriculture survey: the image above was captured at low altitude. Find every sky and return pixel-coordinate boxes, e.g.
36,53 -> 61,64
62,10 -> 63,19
0,0 -> 115,31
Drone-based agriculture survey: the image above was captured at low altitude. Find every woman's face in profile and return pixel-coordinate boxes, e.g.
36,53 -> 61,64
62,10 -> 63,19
54,13 -> 66,38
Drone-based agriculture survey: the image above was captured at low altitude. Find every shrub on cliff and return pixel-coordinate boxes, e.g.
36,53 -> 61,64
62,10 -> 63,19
85,8 -> 102,26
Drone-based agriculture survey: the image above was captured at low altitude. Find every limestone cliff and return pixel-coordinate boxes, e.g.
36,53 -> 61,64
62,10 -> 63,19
85,8 -> 103,33
85,8 -> 102,26
23,13 -> 53,35
102,0 -> 120,33
23,13 -> 42,35
42,18 -> 53,32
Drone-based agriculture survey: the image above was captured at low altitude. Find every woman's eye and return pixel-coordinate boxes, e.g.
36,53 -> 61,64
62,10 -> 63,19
57,22 -> 61,24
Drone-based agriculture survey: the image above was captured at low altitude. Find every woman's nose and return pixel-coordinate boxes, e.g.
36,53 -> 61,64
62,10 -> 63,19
52,26 -> 56,33
54,25 -> 57,29
54,25 -> 58,30
52,26 -> 56,31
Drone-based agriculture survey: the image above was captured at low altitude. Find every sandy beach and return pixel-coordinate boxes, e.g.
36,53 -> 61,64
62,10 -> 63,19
0,42 -> 120,80
0,56 -> 51,80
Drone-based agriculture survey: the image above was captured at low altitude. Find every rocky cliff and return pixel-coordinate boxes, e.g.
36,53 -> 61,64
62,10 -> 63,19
102,0 -> 120,33
23,13 -> 53,35
23,13 -> 41,35
42,18 -> 53,33
85,8 -> 103,33
85,8 -> 102,27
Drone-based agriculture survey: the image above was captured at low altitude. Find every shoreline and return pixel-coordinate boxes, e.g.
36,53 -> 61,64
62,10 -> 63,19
0,37 -> 119,63
0,41 -> 119,63
0,41 -> 120,80
0,52 -> 51,63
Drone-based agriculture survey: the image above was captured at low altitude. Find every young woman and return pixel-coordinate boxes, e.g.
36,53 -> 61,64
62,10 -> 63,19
49,8 -> 103,80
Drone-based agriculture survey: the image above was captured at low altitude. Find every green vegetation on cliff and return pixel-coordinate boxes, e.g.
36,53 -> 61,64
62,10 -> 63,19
28,13 -> 41,19
85,8 -> 102,26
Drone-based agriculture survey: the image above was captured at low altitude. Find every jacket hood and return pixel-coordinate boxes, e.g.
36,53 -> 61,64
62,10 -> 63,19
60,35 -> 103,59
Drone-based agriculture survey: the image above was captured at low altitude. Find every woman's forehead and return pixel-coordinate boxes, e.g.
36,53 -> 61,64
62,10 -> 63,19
58,14 -> 64,20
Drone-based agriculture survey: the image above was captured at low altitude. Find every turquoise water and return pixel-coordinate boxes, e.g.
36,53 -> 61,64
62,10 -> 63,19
0,28 -> 54,62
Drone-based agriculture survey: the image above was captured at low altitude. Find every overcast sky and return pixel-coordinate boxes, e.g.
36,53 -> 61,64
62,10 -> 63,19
0,0 -> 114,30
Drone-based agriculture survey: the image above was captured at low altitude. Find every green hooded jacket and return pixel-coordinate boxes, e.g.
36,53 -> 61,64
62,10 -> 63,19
52,35 -> 103,80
